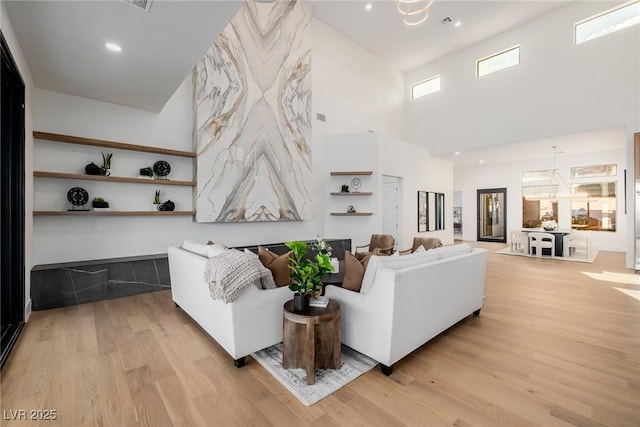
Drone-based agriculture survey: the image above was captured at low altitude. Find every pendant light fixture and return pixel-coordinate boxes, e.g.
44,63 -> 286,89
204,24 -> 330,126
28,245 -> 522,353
397,0 -> 434,26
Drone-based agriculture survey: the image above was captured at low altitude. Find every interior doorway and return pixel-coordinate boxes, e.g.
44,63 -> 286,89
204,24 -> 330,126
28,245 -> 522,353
453,190 -> 462,240
477,188 -> 507,243
1,31 -> 26,369
382,176 -> 402,250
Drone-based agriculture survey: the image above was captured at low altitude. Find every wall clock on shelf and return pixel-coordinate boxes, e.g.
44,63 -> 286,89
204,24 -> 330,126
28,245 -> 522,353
67,187 -> 89,211
153,160 -> 171,179
351,177 -> 362,192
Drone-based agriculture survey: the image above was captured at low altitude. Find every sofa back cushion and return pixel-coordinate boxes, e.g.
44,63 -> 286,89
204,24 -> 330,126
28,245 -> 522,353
429,243 -> 472,259
360,250 -> 439,294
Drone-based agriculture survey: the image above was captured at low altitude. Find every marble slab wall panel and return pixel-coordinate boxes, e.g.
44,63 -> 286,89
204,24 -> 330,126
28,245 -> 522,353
194,0 -> 312,222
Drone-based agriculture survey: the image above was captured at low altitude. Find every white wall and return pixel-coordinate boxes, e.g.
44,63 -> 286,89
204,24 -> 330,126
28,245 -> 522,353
380,138 -> 453,248
31,17 -> 409,265
2,2 -> 36,318
405,1 -> 639,155
323,133 -> 453,252
324,133 -> 380,250
311,19 -> 405,140
454,134 -> 627,253
33,82 -> 325,264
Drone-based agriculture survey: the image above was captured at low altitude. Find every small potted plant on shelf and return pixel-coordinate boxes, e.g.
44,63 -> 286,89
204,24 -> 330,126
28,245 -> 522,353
153,189 -> 161,211
92,197 -> 110,211
286,240 -> 334,313
101,152 -> 113,176
139,166 -> 154,178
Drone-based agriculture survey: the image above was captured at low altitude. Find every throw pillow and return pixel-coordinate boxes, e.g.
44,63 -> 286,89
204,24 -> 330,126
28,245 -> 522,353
414,245 -> 426,253
182,240 -> 210,257
342,251 -> 365,292
258,246 -> 291,287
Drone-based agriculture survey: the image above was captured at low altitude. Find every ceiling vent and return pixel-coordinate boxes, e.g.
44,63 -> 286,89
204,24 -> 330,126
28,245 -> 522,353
120,0 -> 152,13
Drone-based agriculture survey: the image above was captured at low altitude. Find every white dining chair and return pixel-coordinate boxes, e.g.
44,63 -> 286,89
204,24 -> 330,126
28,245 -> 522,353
563,231 -> 592,259
510,230 -> 528,254
528,232 -> 555,258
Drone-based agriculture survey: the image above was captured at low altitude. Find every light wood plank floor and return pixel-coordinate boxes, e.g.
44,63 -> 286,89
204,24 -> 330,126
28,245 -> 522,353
2,242 -> 639,426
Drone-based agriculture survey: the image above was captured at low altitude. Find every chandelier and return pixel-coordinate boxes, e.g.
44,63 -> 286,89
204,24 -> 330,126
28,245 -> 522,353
397,0 -> 434,26
524,146 -> 591,201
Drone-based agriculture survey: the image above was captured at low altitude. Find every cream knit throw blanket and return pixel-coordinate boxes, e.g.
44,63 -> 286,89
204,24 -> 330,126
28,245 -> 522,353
204,249 -> 275,303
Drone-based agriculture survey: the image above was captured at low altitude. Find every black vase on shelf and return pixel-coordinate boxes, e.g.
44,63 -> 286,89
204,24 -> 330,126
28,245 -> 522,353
158,200 -> 175,211
85,162 -> 102,175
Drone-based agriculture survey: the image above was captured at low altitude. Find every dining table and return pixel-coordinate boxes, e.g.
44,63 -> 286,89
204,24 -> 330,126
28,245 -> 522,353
522,228 -> 573,257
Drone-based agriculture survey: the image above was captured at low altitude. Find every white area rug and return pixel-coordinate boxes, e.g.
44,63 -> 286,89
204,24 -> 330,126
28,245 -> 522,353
495,246 -> 599,263
251,343 -> 378,406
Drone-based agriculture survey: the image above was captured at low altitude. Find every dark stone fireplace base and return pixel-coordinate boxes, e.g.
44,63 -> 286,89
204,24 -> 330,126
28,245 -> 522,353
30,254 -> 170,311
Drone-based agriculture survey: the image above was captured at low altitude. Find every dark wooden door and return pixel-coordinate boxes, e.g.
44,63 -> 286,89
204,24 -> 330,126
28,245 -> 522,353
1,31 -> 26,369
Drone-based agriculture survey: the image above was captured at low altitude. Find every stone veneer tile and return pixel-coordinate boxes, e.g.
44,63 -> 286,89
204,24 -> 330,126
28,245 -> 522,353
107,281 -> 167,300
31,269 -> 76,310
130,260 -> 159,285
107,263 -> 135,283
155,258 -> 170,286
67,265 -> 108,292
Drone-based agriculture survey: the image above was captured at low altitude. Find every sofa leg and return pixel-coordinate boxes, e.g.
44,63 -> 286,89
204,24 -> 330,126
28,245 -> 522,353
473,308 -> 481,317
381,364 -> 393,376
174,301 -> 180,308
234,357 -> 246,368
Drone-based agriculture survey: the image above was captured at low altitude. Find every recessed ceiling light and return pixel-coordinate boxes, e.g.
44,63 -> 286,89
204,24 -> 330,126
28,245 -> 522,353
105,42 -> 122,52
477,160 -> 485,164
365,3 -> 372,11
454,151 -> 461,155
454,21 -> 462,27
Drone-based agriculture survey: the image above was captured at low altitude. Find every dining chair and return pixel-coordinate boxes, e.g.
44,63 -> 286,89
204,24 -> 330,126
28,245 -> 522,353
510,230 -> 529,254
528,232 -> 555,258
398,237 -> 442,255
563,231 -> 592,259
354,234 -> 394,260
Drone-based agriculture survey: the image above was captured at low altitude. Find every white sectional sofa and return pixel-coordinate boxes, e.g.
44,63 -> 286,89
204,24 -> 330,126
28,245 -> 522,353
168,245 -> 292,367
324,244 -> 488,374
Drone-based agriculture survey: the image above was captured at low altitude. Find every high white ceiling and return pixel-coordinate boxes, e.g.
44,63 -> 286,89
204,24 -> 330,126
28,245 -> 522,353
3,0 -> 242,112
4,0 -> 572,113
311,0 -> 571,72
7,0 -> 611,165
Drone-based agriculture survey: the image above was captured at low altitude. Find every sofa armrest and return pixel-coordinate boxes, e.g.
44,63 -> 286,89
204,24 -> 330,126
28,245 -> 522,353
324,270 -> 396,364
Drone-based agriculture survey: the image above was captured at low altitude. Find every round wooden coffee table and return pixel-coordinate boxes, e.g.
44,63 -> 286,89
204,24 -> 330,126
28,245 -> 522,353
282,299 -> 341,385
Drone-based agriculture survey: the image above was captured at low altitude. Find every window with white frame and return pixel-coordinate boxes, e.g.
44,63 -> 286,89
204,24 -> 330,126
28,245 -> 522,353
476,46 -> 520,77
411,75 -> 440,100
575,0 -> 640,45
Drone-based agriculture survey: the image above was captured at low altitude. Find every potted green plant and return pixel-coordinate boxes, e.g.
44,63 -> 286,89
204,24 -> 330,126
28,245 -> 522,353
286,240 -> 334,313
153,189 -> 161,210
92,197 -> 110,210
139,166 -> 154,177
101,152 -> 113,175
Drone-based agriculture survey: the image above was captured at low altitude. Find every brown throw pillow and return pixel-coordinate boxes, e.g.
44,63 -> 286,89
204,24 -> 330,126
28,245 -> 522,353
258,246 -> 291,287
343,251 -> 366,292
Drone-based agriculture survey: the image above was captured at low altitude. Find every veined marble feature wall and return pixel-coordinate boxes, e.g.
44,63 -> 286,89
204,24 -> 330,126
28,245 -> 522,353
194,0 -> 312,222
